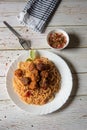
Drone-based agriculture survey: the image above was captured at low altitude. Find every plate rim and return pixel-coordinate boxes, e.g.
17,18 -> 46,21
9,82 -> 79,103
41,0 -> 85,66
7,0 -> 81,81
6,50 -> 73,115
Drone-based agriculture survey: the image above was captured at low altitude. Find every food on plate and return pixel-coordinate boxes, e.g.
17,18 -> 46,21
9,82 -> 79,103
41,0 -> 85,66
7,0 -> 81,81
48,32 -> 67,49
13,51 -> 61,105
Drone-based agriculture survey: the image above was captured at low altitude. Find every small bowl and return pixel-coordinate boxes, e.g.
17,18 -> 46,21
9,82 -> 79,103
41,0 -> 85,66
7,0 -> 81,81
47,29 -> 69,50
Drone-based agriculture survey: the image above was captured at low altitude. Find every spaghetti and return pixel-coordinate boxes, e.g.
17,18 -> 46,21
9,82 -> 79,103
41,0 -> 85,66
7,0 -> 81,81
13,57 -> 61,105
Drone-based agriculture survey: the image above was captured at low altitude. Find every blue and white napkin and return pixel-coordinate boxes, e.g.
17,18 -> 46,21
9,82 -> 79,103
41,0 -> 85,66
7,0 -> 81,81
18,0 -> 61,33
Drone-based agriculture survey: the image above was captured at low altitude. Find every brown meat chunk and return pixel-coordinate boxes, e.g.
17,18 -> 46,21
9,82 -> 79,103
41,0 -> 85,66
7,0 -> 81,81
14,69 -> 23,77
20,77 -> 31,86
24,91 -> 31,97
36,62 -> 50,71
29,62 -> 36,71
31,69 -> 40,82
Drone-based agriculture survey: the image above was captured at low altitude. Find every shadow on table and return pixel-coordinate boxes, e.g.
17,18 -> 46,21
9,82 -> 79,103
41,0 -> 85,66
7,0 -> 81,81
66,33 -> 80,48
53,58 -> 79,114
58,33 -> 80,111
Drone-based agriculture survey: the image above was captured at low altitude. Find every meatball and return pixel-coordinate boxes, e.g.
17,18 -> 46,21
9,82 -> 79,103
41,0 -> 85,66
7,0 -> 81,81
36,62 -> 50,71
14,69 -> 23,77
20,77 -> 31,86
29,62 -> 36,71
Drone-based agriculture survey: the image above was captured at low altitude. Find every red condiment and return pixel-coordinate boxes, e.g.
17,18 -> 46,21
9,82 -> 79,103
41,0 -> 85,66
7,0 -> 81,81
25,91 -> 31,97
48,32 -> 67,49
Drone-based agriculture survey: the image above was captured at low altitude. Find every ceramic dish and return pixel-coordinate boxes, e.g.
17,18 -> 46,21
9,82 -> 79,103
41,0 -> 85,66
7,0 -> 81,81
6,50 -> 72,115
47,29 -> 69,50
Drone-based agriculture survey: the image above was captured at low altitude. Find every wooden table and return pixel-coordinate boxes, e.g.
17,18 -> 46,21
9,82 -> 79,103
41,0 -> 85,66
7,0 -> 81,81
0,0 -> 87,130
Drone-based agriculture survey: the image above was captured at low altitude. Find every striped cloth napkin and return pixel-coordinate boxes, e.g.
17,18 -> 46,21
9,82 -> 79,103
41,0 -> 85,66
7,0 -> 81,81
18,0 -> 61,33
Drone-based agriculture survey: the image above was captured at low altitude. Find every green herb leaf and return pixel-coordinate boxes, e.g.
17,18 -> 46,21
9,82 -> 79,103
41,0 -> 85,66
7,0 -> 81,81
26,50 -> 36,61
30,50 -> 36,60
26,58 -> 32,61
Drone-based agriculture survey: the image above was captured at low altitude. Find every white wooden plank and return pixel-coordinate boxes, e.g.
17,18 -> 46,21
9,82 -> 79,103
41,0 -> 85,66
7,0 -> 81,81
0,1 -> 87,27
0,26 -> 87,50
0,1 -> 86,130
0,48 -> 87,76
0,51 -> 23,77
0,96 -> 87,130
0,73 -> 87,100
0,77 -> 9,100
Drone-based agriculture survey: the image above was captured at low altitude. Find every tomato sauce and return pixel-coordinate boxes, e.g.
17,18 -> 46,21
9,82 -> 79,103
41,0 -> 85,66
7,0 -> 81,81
48,32 -> 67,49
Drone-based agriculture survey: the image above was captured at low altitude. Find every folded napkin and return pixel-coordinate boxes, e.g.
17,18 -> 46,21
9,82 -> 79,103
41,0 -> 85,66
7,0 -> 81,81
18,0 -> 61,33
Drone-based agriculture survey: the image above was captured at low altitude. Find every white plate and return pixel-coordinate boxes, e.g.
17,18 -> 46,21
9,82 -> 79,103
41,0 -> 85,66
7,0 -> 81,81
6,50 -> 72,115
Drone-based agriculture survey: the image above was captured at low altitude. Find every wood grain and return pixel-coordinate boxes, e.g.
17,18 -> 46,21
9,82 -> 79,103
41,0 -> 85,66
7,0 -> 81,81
0,0 -> 87,130
0,96 -> 87,130
0,72 -> 87,101
0,49 -> 87,76
0,26 -> 87,50
0,0 -> 87,27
